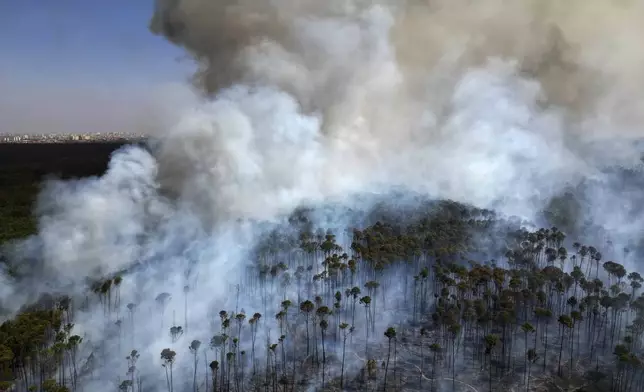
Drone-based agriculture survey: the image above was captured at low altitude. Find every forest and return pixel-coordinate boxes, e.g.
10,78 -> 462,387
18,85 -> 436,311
0,148 -> 642,392
4,0 -> 644,391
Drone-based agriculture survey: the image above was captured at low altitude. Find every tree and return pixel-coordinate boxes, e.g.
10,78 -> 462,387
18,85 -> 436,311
160,348 -> 176,392
299,300 -> 314,356
319,319 -> 329,388
534,307 -> 553,371
359,296 -> 372,357
557,315 -> 572,376
189,340 -> 201,392
484,335 -> 498,392
339,322 -> 353,389
209,361 -> 219,392
66,334 -> 82,390
526,349 -> 539,392
170,325 -> 184,343
7,204 -> 644,392
520,322 -> 535,387
156,293 -> 171,330
126,350 -> 140,392
383,327 -> 396,391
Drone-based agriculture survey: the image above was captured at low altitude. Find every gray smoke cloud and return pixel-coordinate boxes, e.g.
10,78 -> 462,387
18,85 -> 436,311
3,0 -> 644,391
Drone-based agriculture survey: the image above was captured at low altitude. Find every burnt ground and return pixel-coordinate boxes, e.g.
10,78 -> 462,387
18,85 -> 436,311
0,142 -> 127,243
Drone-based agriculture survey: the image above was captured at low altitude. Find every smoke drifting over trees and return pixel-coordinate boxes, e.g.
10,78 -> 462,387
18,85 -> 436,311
2,0 -> 644,391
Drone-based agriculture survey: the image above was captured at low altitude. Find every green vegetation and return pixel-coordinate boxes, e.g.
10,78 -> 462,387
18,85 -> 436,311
0,169 -> 38,243
0,143 -> 123,243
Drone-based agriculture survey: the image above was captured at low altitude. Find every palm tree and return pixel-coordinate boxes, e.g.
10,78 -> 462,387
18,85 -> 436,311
570,310 -> 582,373
156,293 -> 171,330
209,361 -> 219,392
349,286 -> 361,333
419,327 -> 427,387
383,327 -> 396,391
170,325 -> 183,343
160,348 -> 176,392
210,334 -> 226,391
526,349 -> 538,392
557,315 -> 572,376
360,296 -> 372,357
248,312 -> 261,375
319,319 -> 329,388
126,350 -> 139,392
484,334 -> 498,392
448,323 -> 461,391
520,323 -> 535,387
226,352 -> 235,392
364,281 -> 380,332
189,340 -> 201,392
339,322 -> 353,389
66,334 -> 82,390
534,307 -> 552,371
299,300 -> 314,356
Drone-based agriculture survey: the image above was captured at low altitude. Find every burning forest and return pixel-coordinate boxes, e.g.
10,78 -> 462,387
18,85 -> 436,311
2,0 -> 644,391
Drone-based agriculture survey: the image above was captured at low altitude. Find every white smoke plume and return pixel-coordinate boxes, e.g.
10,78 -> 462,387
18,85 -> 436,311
3,0 -> 644,391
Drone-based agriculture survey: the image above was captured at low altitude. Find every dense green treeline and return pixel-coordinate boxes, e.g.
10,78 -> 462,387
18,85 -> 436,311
0,143 -> 124,244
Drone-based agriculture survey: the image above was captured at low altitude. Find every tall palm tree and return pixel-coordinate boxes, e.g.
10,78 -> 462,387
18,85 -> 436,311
299,300 -> 314,356
360,296 -> 372,357
526,349 -> 538,392
160,348 -> 176,392
520,323 -> 535,386
319,319 -> 329,388
339,322 -> 353,389
209,361 -> 219,392
557,315 -> 572,376
484,335 -> 498,392
383,327 -> 396,391
189,340 -> 201,392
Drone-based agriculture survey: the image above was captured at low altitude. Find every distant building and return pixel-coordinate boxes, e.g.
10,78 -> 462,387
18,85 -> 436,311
0,132 -> 147,144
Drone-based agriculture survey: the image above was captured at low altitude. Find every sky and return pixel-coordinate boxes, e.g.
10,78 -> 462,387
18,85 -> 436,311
0,0 -> 196,134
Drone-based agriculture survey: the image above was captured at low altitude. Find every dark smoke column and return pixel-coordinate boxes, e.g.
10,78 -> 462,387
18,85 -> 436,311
149,0 -> 294,95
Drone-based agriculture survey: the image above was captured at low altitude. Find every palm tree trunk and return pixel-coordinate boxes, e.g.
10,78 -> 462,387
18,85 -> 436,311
193,354 -> 198,392
526,362 -> 531,392
321,330 -> 326,388
170,364 -> 174,392
543,326 -> 548,371
557,327 -> 564,376
384,339 -> 391,391
524,335 -> 528,386
341,337 -> 346,389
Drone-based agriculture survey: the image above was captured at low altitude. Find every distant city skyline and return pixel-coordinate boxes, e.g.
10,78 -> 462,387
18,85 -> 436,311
0,131 -> 147,143
0,0 -> 196,134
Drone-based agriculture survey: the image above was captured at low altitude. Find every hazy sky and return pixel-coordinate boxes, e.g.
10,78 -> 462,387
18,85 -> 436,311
0,0 -> 195,134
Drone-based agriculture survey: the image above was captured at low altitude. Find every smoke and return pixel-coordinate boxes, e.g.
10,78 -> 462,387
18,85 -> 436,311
145,0 -> 644,226
3,0 -> 644,390
150,0 -> 644,133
